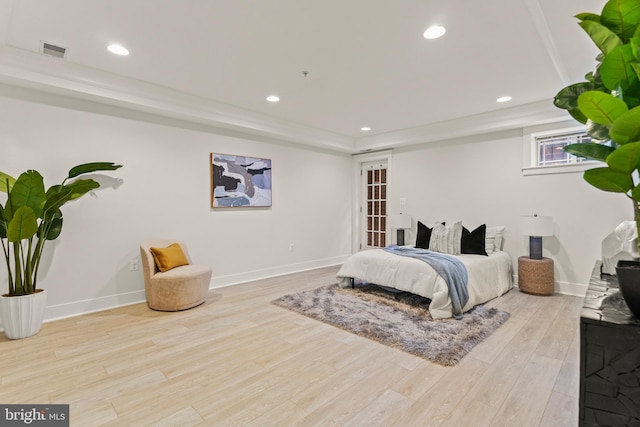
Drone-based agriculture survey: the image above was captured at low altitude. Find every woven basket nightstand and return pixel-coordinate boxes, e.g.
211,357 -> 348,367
518,256 -> 554,296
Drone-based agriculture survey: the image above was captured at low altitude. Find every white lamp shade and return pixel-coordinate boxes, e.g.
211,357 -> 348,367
520,215 -> 553,237
389,214 -> 412,229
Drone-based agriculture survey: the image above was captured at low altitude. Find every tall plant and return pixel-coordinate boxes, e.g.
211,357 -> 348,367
0,162 -> 122,296
554,0 -> 640,255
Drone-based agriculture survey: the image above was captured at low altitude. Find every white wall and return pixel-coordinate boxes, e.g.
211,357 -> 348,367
0,90 -> 353,324
387,127 -> 629,295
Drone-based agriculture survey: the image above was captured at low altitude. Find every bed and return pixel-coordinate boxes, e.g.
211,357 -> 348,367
336,222 -> 513,319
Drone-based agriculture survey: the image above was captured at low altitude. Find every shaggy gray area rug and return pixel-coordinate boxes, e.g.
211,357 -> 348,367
271,282 -> 510,366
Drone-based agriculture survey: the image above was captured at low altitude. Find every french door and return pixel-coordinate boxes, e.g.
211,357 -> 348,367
361,161 -> 387,249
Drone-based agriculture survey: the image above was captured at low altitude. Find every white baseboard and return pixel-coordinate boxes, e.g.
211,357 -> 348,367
514,275 -> 587,298
0,255 -> 351,333
11,255 -> 589,333
554,280 -> 588,297
44,290 -> 147,323
210,255 -> 350,288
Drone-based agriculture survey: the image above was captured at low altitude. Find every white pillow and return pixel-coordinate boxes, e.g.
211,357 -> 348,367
485,226 -> 505,254
494,226 -> 505,251
429,221 -> 463,255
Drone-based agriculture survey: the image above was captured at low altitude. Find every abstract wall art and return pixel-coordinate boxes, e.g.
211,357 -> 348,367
210,153 -> 272,208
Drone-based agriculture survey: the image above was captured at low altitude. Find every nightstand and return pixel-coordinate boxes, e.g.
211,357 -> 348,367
518,256 -> 554,295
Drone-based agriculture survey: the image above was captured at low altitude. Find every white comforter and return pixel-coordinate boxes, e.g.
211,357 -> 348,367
336,249 -> 513,319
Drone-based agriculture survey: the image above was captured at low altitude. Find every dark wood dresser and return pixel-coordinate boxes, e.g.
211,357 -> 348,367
580,262 -> 640,426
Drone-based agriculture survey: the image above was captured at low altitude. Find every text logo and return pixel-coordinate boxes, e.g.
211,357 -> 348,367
1,405 -> 69,426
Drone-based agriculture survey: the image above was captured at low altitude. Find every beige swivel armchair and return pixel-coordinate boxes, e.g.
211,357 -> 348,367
140,239 -> 212,311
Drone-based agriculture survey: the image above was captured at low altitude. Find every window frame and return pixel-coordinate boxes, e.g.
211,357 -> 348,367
522,125 -> 601,176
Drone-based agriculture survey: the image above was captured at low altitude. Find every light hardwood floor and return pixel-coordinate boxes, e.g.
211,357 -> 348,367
0,266 -> 581,426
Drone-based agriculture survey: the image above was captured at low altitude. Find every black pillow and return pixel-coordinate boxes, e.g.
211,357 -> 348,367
461,224 -> 488,256
416,221 -> 445,249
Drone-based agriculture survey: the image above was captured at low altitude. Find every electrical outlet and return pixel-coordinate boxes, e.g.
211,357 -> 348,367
129,258 -> 139,271
289,243 -> 295,252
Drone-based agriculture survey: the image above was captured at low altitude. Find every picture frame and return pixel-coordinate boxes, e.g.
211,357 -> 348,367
210,153 -> 272,208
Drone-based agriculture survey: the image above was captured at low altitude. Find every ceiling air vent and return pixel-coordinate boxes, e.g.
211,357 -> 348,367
40,41 -> 67,58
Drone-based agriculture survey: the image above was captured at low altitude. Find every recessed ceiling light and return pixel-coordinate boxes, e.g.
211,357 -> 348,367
107,44 -> 129,56
266,95 -> 280,103
496,96 -> 512,103
361,127 -> 372,132
423,26 -> 446,40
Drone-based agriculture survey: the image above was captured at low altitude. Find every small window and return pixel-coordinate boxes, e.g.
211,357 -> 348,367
536,130 -> 592,167
522,126 -> 601,176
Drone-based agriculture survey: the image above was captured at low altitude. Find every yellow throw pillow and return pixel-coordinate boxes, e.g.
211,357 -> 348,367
150,243 -> 190,272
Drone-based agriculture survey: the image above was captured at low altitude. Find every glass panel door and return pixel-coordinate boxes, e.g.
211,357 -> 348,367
361,161 -> 387,249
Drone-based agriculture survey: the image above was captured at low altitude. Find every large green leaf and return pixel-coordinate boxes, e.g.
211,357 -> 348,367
586,71 -> 597,83
43,181 -> 99,215
554,82 -> 604,112
68,162 -> 122,179
0,205 -> 6,239
609,105 -> 640,143
8,170 -> 46,220
619,73 -> 640,108
563,142 -> 615,161
586,120 -> 612,141
577,91 -> 629,125
568,108 -> 589,124
607,141 -> 640,172
0,172 -> 16,194
584,166 -> 633,193
42,187 -> 73,218
40,179 -> 99,224
631,185 -> 640,201
631,37 -> 640,60
601,0 -> 640,42
38,216 -> 63,240
7,206 -> 38,242
45,184 -> 63,198
576,13 -> 601,23
580,20 -> 622,55
65,179 -> 100,200
633,61 -> 640,83
601,44 -> 639,91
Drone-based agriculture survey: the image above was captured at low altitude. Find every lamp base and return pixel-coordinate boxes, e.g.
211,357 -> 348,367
397,229 -> 405,246
529,236 -> 543,259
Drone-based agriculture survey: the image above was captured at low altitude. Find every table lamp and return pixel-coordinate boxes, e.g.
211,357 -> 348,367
389,214 -> 412,246
520,214 -> 553,259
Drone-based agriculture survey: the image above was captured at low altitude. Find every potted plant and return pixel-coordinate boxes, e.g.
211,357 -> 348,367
553,0 -> 640,316
0,162 -> 122,339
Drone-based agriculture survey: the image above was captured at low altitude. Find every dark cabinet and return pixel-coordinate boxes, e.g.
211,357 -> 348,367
580,262 -> 640,426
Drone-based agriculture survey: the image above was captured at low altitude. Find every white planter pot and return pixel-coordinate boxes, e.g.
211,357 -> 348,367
0,289 -> 47,339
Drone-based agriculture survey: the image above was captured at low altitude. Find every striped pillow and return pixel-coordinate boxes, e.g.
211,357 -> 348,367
429,221 -> 463,255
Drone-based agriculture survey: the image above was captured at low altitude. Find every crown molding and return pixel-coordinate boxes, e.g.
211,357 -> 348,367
354,99 -> 572,152
0,46 -> 355,153
0,46 -> 574,155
